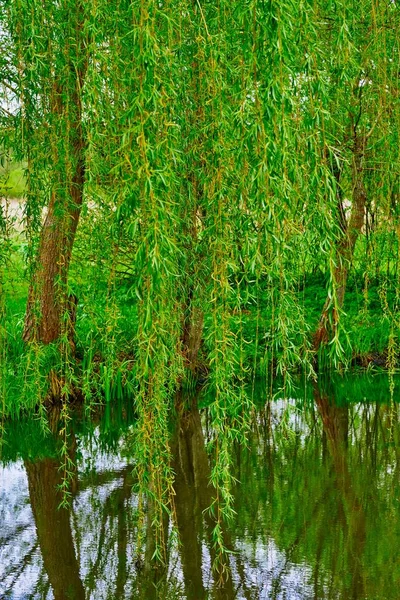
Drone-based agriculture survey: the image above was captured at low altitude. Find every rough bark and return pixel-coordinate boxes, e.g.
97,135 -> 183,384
23,8 -> 87,345
180,26 -> 206,372
23,164 -> 85,344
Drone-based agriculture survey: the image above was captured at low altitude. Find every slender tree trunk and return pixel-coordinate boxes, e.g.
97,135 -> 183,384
180,11 -> 207,371
180,192 -> 205,374
23,7 -> 87,346
314,134 -> 367,350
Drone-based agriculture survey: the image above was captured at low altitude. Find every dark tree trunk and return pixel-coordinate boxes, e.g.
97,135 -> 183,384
314,134 -> 367,350
182,298 -> 204,371
180,20 -> 207,372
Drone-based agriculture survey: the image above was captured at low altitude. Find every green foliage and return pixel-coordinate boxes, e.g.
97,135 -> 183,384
0,0 -> 400,573
0,164 -> 25,198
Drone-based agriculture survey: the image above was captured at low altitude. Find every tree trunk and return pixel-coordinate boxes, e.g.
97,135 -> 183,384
182,294 -> 204,372
180,14 -> 207,372
23,7 -> 87,346
314,134 -> 367,350
23,162 -> 85,344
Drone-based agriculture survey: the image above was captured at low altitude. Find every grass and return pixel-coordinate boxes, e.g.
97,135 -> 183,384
1,229 -> 399,418
3,240 -> 396,366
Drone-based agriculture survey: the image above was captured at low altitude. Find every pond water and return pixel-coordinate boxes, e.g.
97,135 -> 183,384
1,374 -> 400,599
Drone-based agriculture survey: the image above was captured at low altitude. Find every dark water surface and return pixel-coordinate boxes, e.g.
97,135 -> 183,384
1,375 -> 400,599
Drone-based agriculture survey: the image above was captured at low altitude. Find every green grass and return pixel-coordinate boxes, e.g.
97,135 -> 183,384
1,235 -> 398,419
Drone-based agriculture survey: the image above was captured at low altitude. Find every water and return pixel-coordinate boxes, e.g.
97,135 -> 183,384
1,375 -> 400,599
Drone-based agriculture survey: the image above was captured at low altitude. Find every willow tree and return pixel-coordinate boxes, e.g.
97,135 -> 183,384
2,0 -> 397,378
1,0 -> 400,568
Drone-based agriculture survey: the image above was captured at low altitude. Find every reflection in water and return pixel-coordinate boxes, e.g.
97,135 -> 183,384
313,387 -> 366,600
25,458 -> 85,600
171,406 -> 236,599
171,408 -> 208,598
2,380 -> 400,598
23,408 -> 85,600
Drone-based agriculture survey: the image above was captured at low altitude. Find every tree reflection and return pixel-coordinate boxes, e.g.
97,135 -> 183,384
2,386 -> 400,599
314,386 -> 366,600
24,407 -> 85,600
171,401 -> 243,599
